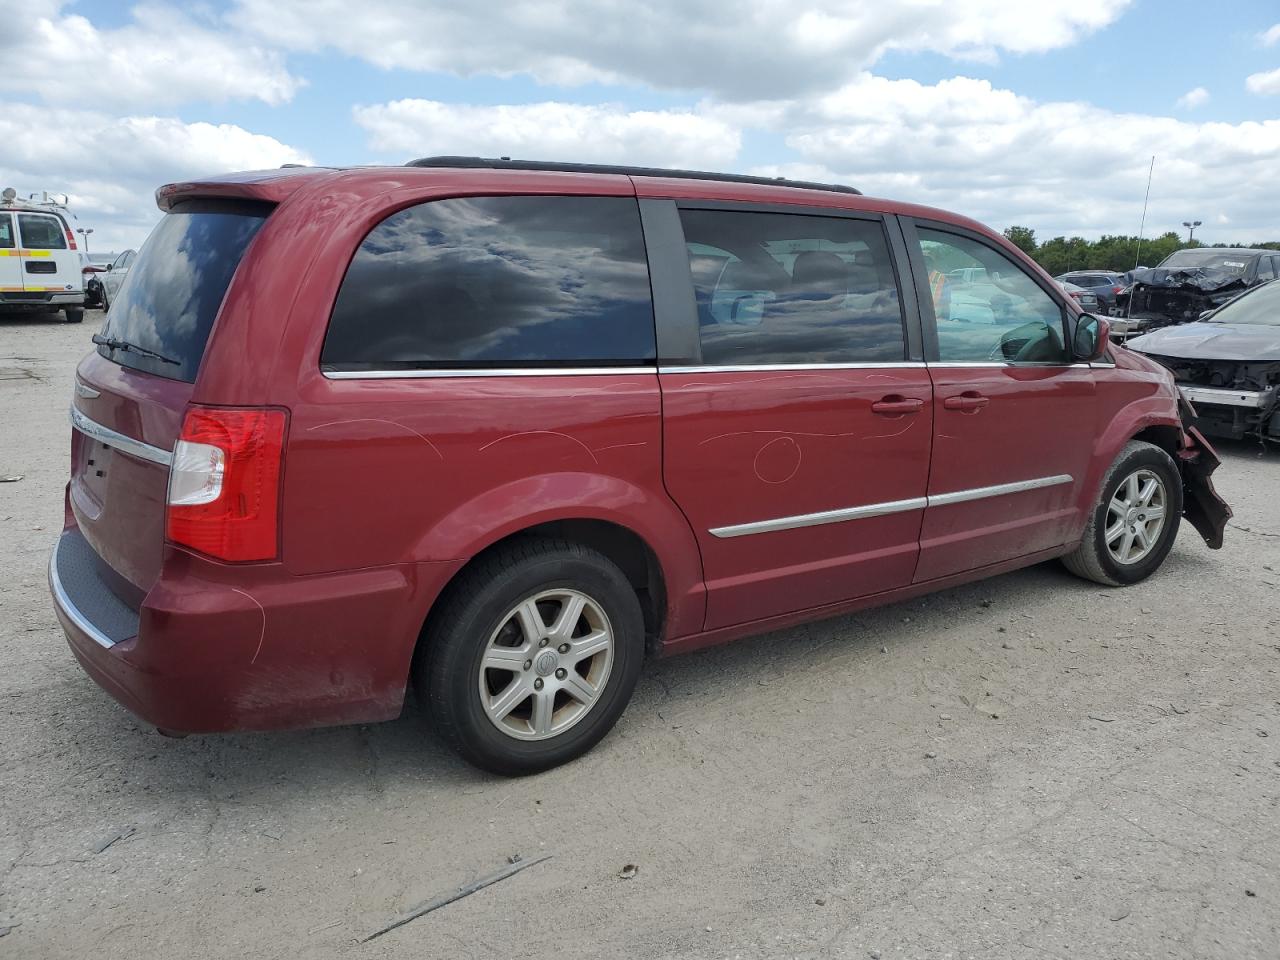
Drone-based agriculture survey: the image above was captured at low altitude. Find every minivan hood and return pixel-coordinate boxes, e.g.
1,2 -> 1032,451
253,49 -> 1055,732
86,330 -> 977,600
1126,322 -> 1280,362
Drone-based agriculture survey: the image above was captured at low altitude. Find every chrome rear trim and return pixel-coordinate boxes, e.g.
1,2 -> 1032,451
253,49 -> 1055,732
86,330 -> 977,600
708,474 -> 1074,538
69,406 -> 173,466
48,539 -> 117,650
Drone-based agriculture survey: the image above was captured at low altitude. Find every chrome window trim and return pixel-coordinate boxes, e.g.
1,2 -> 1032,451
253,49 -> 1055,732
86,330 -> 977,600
708,474 -> 1073,538
48,540 -> 117,650
69,406 -> 173,466
661,361 -> 927,374
322,366 -> 656,380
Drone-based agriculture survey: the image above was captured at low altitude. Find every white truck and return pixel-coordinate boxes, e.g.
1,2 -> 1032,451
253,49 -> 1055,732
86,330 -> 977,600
0,187 -> 86,323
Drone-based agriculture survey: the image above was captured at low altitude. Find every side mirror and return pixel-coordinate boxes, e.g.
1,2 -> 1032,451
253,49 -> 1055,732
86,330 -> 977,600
1073,314 -> 1110,362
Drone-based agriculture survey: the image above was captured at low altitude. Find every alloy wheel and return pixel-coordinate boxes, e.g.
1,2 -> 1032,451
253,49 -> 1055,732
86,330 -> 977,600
1105,468 -> 1168,565
477,589 -> 614,741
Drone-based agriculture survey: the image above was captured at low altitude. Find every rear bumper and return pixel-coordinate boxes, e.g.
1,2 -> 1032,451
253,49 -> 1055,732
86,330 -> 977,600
50,527 -> 464,733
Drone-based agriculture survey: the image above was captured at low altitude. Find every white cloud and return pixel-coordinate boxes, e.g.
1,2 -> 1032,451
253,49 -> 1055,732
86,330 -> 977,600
235,0 -> 1128,99
354,100 -> 741,168
0,2 -> 301,107
1176,86 -> 1209,109
0,104 -> 310,251
1246,67 -> 1280,96
712,74 -> 1280,243
1261,23 -> 1280,47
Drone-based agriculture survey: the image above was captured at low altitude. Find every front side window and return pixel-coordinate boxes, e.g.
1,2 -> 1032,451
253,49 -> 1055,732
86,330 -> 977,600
917,228 -> 1067,363
0,215 -> 13,248
321,196 -> 655,370
1257,258 -> 1276,281
678,209 -> 905,365
17,213 -> 67,249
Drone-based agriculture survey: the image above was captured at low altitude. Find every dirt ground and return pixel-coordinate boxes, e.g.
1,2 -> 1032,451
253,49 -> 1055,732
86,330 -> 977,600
2,309 -> 1278,959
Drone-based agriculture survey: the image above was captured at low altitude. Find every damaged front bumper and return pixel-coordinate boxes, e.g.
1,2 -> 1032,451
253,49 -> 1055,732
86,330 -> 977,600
1175,397 -> 1232,549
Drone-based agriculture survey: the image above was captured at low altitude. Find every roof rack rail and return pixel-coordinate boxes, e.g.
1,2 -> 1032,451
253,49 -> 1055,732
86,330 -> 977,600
405,156 -> 862,196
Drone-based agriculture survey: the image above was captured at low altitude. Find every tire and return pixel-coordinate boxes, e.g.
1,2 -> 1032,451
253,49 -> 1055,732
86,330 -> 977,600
414,538 -> 645,775
100,288 -> 110,313
64,307 -> 84,324
1062,440 -> 1182,586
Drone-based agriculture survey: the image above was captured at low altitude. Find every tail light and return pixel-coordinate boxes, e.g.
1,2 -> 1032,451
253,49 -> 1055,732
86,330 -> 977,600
166,406 -> 287,562
64,222 -> 77,250
1112,285 -> 1124,295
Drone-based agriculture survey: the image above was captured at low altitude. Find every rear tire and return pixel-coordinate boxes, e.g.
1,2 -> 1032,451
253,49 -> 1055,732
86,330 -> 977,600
1062,440 -> 1182,586
64,307 -> 84,323
414,538 -> 645,775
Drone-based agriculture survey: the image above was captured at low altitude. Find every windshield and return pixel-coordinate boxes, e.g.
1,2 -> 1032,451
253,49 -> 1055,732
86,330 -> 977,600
97,201 -> 270,382
1210,279 -> 1280,326
1159,249 -> 1254,276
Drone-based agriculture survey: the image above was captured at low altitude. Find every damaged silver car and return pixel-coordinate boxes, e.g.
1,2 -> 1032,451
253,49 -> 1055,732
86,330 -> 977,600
1113,247 -> 1280,339
1127,279 -> 1280,443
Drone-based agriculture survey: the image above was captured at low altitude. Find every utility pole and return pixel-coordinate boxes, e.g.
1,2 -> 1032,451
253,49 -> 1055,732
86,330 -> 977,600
1182,220 -> 1201,243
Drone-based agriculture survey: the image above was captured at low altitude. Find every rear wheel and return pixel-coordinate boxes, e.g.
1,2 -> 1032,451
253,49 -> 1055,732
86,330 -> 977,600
414,538 -> 644,775
64,307 -> 84,323
1062,441 -> 1182,586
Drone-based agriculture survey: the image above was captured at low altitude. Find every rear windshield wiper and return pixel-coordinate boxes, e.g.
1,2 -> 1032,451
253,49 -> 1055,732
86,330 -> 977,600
91,334 -> 180,366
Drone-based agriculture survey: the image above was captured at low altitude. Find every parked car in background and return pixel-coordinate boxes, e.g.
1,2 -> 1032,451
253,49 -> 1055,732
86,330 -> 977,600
97,248 -> 136,312
1058,279 -> 1099,313
0,187 -> 86,322
1118,248 -> 1280,334
1056,270 -> 1125,314
51,158 -> 1230,774
1127,279 -> 1280,442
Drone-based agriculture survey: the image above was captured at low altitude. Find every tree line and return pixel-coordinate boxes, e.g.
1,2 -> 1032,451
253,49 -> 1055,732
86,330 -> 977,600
1001,226 -> 1280,277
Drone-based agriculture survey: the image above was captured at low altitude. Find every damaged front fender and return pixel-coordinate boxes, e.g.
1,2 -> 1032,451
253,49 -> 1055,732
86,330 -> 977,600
1175,400 -> 1232,549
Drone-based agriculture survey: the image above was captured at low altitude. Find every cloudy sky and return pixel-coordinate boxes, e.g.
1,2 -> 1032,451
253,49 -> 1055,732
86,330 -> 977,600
3,0 -> 1280,254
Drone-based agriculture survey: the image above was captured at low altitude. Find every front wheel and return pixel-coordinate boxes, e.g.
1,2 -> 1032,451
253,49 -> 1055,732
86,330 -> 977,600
414,539 -> 644,775
1062,440 -> 1182,586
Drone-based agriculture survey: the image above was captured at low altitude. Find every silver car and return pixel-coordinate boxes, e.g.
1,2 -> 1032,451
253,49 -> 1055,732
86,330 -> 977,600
98,248 -> 136,312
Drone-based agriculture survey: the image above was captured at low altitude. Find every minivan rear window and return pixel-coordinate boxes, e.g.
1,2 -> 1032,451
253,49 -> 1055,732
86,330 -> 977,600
321,196 -> 655,370
97,201 -> 270,382
17,213 -> 67,249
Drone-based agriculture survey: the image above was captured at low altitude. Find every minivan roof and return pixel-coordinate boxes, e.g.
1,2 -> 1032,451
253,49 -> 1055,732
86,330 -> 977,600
151,163 -> 1008,252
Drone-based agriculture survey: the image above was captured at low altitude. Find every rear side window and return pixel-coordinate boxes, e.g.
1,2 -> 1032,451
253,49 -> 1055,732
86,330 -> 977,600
17,213 -> 66,249
0,215 -> 13,248
98,201 -> 270,382
678,209 -> 905,365
321,196 -> 655,370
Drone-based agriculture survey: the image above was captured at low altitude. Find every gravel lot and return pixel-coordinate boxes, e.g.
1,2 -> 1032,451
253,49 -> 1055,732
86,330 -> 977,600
2,309 -> 1278,959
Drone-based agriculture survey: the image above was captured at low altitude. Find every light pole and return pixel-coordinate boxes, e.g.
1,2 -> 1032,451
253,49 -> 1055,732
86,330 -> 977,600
76,227 -> 93,256
1182,220 -> 1201,243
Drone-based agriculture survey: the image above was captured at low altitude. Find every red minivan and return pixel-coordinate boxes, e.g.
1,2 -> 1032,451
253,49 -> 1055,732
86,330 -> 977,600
50,158 -> 1231,774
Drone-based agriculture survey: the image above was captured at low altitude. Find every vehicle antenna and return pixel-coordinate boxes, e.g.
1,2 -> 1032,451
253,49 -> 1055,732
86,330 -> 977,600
1134,155 -> 1155,272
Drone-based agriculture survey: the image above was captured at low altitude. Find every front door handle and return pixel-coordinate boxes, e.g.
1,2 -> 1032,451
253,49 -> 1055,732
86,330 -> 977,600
943,392 -> 990,412
871,395 -> 925,416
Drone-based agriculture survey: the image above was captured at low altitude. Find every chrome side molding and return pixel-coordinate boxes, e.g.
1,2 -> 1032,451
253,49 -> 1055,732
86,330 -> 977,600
69,406 -> 173,467
709,474 -> 1074,539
